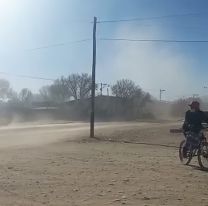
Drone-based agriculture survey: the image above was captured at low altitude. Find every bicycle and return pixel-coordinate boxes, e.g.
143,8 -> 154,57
179,130 -> 208,170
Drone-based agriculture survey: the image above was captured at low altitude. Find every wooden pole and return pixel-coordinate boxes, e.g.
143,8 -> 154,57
90,17 -> 97,138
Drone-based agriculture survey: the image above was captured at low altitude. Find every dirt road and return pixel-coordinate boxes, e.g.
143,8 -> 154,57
0,121 -> 207,206
0,122 -> 173,148
0,122 -> 133,148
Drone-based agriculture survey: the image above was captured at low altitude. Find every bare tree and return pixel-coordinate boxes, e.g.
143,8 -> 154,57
7,89 -> 18,103
65,74 -> 79,100
39,73 -> 92,102
0,79 -> 10,100
19,88 -> 33,104
78,73 -> 92,99
39,86 -> 51,101
111,79 -> 139,99
111,79 -> 152,119
64,73 -> 91,100
39,78 -> 71,103
49,78 -> 71,103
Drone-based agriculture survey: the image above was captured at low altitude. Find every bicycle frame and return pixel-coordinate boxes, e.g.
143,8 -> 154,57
184,132 -> 207,160
184,131 -> 206,157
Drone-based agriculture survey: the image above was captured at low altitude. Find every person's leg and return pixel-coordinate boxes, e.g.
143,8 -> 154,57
183,133 -> 190,157
192,132 -> 201,148
183,131 -> 196,157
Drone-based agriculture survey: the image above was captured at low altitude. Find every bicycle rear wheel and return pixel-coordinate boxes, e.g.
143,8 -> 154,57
198,142 -> 208,170
179,140 -> 192,165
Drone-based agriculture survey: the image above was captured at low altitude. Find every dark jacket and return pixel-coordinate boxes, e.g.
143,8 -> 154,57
183,110 -> 208,133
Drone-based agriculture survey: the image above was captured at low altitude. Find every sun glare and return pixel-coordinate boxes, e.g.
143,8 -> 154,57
0,0 -> 20,13
0,0 -> 21,24
0,0 -> 13,8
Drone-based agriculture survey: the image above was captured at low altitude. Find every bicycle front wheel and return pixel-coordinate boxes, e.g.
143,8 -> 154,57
179,140 -> 192,165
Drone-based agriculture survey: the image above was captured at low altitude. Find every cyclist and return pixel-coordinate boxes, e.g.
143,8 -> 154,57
182,101 -> 208,157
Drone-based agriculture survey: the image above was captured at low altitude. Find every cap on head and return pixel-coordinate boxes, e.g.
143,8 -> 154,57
189,101 -> 200,110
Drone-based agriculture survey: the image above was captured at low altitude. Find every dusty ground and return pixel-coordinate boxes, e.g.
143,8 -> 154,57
0,122 -> 207,206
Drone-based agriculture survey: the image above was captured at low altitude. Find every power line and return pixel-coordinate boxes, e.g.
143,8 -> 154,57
27,38 -> 91,51
97,12 -> 205,23
99,38 -> 208,43
0,72 -> 55,81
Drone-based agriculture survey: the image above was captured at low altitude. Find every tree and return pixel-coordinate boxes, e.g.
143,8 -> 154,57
111,79 -> 139,99
19,88 -> 33,104
64,73 -> 91,100
111,79 -> 152,119
39,73 -> 92,103
78,73 -> 92,99
39,85 -> 52,102
0,79 -> 10,100
49,78 -> 71,103
7,89 -> 18,103
65,74 -> 79,100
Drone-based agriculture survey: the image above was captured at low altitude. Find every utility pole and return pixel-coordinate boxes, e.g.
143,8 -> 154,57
107,87 -> 109,96
100,83 -> 103,96
90,17 -> 97,138
160,89 -> 166,101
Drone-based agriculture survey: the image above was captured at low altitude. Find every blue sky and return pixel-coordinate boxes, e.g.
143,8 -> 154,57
0,0 -> 208,100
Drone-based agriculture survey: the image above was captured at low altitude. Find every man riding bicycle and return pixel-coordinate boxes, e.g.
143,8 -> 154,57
182,101 -> 208,157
